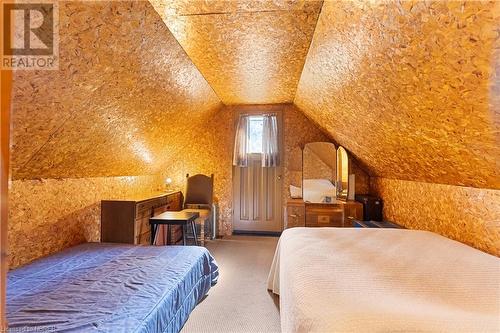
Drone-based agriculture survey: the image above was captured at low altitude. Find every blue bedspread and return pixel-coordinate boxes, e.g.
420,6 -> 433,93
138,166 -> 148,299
7,243 -> 218,333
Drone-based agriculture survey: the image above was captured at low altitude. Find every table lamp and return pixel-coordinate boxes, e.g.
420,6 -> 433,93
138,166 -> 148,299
165,177 -> 172,191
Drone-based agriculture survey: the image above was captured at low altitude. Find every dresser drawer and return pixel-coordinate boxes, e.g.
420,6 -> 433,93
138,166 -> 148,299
306,205 -> 344,227
343,202 -> 363,227
286,204 -> 305,228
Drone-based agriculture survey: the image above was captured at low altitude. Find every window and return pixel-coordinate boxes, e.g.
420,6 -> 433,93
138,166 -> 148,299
248,116 -> 263,153
233,113 -> 279,167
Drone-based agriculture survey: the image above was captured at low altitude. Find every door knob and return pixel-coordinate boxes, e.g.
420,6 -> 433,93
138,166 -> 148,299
277,175 -> 282,180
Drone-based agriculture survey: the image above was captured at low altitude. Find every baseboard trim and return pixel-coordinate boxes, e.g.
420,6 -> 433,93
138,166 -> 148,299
232,230 -> 281,237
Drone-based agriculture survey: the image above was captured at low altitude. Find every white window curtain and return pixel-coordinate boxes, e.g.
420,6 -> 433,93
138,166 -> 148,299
233,115 -> 249,167
233,113 -> 280,167
262,114 -> 279,167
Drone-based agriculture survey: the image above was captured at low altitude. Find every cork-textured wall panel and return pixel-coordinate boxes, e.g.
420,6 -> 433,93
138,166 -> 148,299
11,1 -> 221,180
351,161 -> 370,195
152,0 -> 322,104
371,177 -> 500,256
8,175 -> 164,268
295,0 -> 500,189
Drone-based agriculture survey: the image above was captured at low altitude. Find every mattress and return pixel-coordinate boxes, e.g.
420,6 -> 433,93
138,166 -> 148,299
268,227 -> 500,333
7,243 -> 219,333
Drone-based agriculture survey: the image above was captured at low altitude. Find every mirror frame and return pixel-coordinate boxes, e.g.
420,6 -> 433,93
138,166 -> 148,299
336,146 -> 350,201
286,146 -> 303,198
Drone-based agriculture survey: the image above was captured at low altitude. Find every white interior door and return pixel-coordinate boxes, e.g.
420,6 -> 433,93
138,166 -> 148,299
232,110 -> 283,233
233,155 -> 282,232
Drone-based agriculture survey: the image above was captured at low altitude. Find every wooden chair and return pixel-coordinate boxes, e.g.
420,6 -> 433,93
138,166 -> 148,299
181,174 -> 214,246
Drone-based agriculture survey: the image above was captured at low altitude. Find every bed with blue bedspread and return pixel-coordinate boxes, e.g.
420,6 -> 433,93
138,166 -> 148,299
7,243 -> 218,333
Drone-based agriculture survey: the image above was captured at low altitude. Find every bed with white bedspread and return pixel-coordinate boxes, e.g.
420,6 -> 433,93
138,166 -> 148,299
268,227 -> 500,333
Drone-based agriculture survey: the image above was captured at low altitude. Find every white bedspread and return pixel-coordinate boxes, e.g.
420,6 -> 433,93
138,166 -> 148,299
268,228 -> 500,333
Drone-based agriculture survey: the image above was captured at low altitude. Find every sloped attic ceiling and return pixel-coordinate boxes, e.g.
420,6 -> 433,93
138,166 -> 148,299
11,1 -> 221,180
294,1 -> 500,190
150,0 -> 323,104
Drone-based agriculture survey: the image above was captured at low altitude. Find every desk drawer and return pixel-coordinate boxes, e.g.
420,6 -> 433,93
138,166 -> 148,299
137,197 -> 166,214
137,231 -> 151,245
135,213 -> 151,237
167,192 -> 182,211
135,195 -> 180,237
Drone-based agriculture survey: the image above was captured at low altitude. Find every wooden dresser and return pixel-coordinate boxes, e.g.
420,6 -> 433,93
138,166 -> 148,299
285,199 -> 306,228
285,199 -> 363,229
101,191 -> 182,245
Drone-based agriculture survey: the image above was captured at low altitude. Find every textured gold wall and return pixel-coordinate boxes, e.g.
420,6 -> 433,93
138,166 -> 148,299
152,0 -> 322,104
351,162 -> 370,195
8,176 -> 164,268
11,1 -> 221,180
295,0 -> 500,189
371,178 -> 500,256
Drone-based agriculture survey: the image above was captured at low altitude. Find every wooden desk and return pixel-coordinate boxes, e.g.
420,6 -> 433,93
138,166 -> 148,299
150,211 -> 200,246
101,191 -> 182,245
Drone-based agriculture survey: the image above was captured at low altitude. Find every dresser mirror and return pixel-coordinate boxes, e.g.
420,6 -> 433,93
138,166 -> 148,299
302,142 -> 337,203
336,146 -> 350,201
285,143 -> 363,230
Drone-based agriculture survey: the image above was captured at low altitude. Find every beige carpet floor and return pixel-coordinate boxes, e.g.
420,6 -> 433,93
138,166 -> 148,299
181,236 -> 281,333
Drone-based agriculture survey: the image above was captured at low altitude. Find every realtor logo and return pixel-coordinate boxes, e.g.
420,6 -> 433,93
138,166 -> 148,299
2,0 -> 59,69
